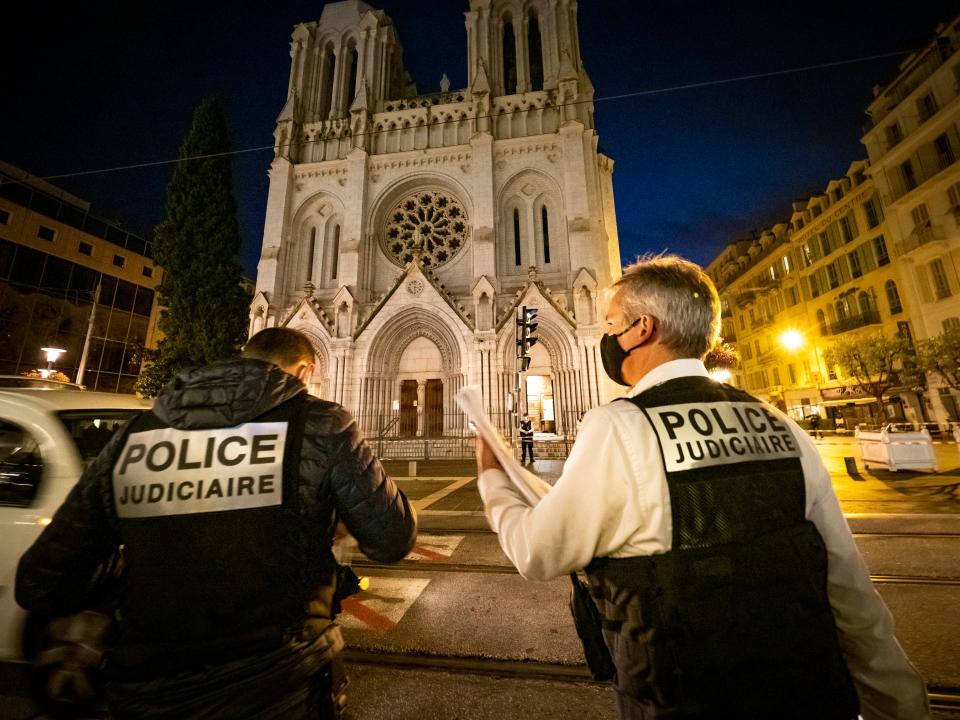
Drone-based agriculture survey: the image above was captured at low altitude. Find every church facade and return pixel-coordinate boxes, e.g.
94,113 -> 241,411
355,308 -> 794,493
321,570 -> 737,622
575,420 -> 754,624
252,0 -> 621,437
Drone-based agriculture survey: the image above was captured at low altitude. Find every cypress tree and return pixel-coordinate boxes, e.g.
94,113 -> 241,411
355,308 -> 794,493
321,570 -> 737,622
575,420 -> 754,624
136,95 -> 249,396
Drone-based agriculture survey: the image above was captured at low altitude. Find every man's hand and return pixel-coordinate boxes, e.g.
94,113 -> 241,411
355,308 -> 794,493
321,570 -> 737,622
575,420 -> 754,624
476,436 -> 503,474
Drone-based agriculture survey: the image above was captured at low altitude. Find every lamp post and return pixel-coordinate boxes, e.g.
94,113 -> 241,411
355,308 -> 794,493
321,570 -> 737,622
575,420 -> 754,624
39,347 -> 66,379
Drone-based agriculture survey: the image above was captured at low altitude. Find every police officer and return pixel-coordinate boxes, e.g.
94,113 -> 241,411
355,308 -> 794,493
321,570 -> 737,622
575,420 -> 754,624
475,256 -> 929,719
17,327 -> 417,719
519,415 -> 535,464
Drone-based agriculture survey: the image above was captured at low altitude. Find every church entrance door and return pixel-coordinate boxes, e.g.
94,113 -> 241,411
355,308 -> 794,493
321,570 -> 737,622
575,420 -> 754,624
400,380 -> 418,436
426,379 -> 443,436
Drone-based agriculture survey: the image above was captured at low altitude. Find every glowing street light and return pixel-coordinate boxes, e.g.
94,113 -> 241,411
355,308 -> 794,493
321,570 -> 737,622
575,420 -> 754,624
39,347 -> 66,379
779,330 -> 804,351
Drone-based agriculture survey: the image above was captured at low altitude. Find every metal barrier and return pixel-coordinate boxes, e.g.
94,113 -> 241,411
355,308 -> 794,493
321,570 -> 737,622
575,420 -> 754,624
357,410 -> 581,460
855,425 -> 938,472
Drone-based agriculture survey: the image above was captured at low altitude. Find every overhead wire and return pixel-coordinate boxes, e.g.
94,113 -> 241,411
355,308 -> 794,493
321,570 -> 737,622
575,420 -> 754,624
0,47 -> 915,186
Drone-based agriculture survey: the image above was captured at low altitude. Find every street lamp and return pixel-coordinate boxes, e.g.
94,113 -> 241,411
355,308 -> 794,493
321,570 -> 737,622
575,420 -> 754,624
39,347 -> 66,379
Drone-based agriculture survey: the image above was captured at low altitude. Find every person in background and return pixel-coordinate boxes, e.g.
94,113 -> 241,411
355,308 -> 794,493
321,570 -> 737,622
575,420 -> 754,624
476,255 -> 929,720
519,415 -> 535,464
17,327 -> 417,719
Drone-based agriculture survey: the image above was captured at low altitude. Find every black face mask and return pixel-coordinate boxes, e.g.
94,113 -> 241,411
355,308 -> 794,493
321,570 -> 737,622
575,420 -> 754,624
600,317 -> 646,387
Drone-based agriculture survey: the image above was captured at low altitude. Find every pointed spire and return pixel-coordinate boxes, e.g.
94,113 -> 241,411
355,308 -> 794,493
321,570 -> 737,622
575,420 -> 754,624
471,59 -> 490,95
277,92 -> 298,123
349,74 -> 370,113
558,48 -> 577,83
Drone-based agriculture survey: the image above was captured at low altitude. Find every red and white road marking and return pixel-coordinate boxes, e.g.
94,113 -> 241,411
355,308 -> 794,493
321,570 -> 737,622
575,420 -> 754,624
338,577 -> 430,631
406,534 -> 465,561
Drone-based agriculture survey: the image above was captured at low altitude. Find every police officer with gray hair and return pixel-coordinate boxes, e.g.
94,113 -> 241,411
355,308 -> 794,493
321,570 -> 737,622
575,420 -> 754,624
476,255 -> 928,719
17,327 -> 417,719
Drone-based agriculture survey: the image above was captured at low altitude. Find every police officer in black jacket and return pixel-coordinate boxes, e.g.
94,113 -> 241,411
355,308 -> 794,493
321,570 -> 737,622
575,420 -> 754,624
16,327 -> 417,719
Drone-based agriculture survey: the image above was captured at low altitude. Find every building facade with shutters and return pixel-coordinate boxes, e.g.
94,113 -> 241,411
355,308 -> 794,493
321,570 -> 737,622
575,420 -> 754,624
0,161 -> 162,393
252,0 -> 621,438
706,12 -> 960,430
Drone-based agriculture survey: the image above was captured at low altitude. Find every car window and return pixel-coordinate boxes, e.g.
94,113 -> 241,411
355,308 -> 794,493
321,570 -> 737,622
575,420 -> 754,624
57,411 -> 142,467
0,420 -> 43,507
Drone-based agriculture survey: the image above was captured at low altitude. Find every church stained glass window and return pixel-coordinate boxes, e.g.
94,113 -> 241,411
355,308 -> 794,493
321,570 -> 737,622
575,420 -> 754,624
383,190 -> 469,268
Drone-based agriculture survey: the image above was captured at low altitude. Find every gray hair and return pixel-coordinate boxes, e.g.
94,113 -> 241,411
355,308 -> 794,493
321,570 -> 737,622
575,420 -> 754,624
614,254 -> 720,359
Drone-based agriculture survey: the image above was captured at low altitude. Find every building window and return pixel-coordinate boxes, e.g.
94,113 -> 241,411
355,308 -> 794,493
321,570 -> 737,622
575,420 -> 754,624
112,254 -> 125,269
949,181 -> 960,211
502,17 -> 517,95
37,225 -> 55,241
826,263 -> 839,289
541,206 -> 550,264
527,10 -> 544,91
897,321 -> 914,349
772,367 -> 781,386
513,209 -> 522,266
934,133 -> 956,171
931,259 -> 952,300
787,286 -> 799,306
917,93 -> 938,122
943,317 -> 960,332
306,227 -> 316,282
911,203 -> 930,228
873,235 -> 889,266
848,250 -> 862,279
885,280 -> 902,314
142,266 -> 153,278
78,241 -> 93,256
319,44 -> 336,120
839,214 -> 857,243
739,314 -> 745,330
885,122 -> 903,147
330,225 -> 340,281
788,364 -> 797,384
863,196 -> 883,229
817,309 -> 827,335
0,208 -> 9,225
900,160 -> 918,192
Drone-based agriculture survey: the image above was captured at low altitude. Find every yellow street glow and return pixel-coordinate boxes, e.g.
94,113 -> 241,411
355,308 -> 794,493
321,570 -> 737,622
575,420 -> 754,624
780,330 -> 804,351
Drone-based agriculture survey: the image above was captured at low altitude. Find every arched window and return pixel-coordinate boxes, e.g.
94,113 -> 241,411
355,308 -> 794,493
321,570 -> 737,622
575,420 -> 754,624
835,300 -> 848,321
330,224 -> 340,281
503,18 -> 517,95
527,12 -> 544,91
513,209 -> 522,266
346,42 -> 359,109
886,279 -> 902,314
307,227 -> 317,282
319,44 -> 336,119
857,290 -> 872,316
816,309 -> 827,335
541,205 -> 551,264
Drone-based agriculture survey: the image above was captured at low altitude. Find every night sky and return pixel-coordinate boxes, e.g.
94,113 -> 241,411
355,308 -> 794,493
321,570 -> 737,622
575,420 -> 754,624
2,1 -> 957,276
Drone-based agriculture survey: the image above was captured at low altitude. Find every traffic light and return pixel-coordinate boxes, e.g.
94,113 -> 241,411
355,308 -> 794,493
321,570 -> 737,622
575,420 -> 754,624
517,306 -> 539,372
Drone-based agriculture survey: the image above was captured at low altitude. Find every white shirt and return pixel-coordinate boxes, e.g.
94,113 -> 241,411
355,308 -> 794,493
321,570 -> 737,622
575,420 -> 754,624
478,358 -> 930,720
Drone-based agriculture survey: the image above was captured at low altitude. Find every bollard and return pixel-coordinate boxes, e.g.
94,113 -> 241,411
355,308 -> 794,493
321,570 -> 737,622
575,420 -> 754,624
843,456 -> 862,480
408,459 -> 417,477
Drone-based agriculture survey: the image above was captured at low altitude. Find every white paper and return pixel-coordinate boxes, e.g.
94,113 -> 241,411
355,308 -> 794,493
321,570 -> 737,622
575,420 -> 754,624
454,385 -> 551,506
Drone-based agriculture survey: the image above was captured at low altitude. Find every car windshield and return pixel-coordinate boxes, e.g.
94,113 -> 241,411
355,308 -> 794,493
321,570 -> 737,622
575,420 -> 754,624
57,411 -> 143,467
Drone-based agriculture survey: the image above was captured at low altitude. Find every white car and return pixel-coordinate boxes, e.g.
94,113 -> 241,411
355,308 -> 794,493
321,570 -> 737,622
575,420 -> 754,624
0,388 -> 151,661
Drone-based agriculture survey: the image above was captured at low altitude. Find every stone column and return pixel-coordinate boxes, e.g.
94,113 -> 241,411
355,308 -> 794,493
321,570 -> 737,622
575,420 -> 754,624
417,380 -> 426,437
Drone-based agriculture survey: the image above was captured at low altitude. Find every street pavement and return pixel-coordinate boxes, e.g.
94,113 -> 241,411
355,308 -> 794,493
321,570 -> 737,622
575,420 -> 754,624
1,437 -> 957,719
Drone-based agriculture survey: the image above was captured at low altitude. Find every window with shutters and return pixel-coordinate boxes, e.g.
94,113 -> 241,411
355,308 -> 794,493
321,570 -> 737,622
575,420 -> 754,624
885,280 -> 902,314
931,259 -> 952,300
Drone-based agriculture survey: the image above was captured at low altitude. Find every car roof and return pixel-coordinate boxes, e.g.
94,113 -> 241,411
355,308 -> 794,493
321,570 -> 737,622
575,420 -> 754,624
0,389 -> 152,413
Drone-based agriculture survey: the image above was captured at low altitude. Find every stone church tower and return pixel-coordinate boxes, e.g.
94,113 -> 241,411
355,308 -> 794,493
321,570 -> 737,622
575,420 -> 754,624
252,0 -> 620,437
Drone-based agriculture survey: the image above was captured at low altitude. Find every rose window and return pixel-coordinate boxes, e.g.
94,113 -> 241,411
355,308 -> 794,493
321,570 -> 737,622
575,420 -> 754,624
382,190 -> 469,268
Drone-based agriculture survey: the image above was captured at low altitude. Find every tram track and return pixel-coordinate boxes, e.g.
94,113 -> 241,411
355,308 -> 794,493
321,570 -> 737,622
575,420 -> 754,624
342,649 -> 960,713
353,557 -> 960,588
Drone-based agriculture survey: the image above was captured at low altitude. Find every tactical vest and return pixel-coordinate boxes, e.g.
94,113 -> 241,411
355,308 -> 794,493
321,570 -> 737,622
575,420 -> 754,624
586,376 -> 859,719
108,393 -> 331,677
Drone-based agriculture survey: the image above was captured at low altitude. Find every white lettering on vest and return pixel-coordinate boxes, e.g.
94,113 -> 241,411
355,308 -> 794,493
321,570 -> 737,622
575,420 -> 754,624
647,402 -> 800,472
113,422 -> 287,518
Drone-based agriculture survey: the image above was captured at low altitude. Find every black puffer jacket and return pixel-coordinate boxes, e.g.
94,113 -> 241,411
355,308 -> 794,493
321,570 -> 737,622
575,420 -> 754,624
16,359 -> 416,717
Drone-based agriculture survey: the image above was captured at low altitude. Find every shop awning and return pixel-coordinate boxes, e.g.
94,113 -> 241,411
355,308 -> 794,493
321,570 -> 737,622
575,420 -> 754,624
820,397 -> 876,407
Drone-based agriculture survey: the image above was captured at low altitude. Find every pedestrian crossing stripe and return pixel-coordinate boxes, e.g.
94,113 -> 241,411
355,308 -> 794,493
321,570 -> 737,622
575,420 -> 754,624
338,577 -> 430,631
406,534 -> 464,562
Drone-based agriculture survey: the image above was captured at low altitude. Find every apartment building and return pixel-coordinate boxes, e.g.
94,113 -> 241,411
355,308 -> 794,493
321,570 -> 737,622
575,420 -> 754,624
0,161 -> 162,393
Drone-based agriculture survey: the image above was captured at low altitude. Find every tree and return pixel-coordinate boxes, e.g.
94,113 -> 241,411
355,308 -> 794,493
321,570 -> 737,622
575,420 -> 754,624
918,327 -> 960,391
136,95 -> 249,396
823,330 -> 918,418
703,340 -> 739,374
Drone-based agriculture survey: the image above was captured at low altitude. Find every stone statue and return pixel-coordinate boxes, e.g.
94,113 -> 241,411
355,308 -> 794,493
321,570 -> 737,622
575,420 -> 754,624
439,73 -> 450,93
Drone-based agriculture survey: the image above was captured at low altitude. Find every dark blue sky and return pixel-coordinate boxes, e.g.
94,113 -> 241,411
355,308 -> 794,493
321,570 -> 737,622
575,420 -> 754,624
2,0 -> 957,275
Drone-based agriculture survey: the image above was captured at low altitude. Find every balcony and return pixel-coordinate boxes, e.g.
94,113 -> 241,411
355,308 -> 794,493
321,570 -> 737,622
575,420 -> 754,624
824,309 -> 882,336
894,223 -> 945,256
751,315 -> 774,331
868,38 -> 959,125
